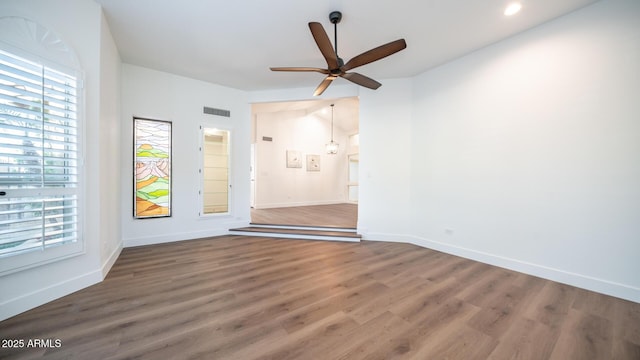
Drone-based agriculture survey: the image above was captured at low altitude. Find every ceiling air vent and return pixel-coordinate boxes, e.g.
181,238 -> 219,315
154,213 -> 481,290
203,106 -> 230,117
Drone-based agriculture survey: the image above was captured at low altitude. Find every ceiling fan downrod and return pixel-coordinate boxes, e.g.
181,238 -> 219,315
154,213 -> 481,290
329,11 -> 343,67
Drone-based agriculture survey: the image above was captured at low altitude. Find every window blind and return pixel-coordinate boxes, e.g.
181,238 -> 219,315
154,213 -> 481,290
0,49 -> 79,257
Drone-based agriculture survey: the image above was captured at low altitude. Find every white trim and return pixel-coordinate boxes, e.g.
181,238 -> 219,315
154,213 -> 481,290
101,243 -> 122,278
362,232 -> 640,303
199,124 -> 232,218
360,232 -> 415,244
123,221 -> 248,248
0,242 -> 84,276
0,16 -> 80,71
0,269 -> 102,322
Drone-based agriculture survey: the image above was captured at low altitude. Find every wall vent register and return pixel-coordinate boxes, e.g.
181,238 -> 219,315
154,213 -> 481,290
203,106 -> 231,118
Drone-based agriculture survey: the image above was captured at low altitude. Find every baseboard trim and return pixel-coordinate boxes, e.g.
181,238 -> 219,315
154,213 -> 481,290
124,229 -> 230,248
101,243 -> 123,278
0,270 -> 102,322
363,232 -> 640,304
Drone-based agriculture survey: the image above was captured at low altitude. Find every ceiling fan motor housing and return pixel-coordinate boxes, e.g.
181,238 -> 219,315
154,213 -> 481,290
329,11 -> 342,24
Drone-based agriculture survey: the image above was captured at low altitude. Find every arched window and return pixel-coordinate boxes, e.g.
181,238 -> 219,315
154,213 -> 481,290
0,17 -> 83,273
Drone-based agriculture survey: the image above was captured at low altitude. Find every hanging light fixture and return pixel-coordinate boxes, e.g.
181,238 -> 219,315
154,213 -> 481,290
326,103 -> 339,154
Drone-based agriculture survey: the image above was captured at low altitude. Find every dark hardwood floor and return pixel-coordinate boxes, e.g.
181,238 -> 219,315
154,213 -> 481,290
251,203 -> 358,228
1,235 -> 638,359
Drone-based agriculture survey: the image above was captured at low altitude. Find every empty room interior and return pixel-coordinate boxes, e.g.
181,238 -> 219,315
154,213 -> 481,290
0,0 -> 639,359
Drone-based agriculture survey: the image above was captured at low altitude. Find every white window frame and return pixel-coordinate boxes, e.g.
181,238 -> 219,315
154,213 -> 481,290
0,18 -> 84,276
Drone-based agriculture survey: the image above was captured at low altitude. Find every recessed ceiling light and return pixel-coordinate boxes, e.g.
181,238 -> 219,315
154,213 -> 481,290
504,2 -> 522,16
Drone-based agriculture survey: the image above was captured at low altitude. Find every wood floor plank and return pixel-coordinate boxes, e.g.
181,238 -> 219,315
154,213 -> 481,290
279,280 -> 389,334
320,311 -> 413,360
246,311 -> 360,360
524,281 -> 577,330
389,276 -> 462,322
362,296 -> 480,359
614,297 -> 640,345
348,276 -> 431,324
549,309 -> 614,360
251,203 -> 358,228
412,324 -> 498,360
467,283 -> 530,338
487,317 -> 558,360
1,235 -> 638,360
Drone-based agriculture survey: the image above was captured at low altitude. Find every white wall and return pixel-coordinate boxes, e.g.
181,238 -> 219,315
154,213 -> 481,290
408,0 -> 640,302
357,78 -> 414,238
99,11 -> 123,275
254,110 -> 348,208
120,64 -> 251,247
0,0 -> 122,320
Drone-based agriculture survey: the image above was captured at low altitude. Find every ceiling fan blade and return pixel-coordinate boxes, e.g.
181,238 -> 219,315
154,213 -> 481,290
308,22 -> 339,69
342,39 -> 407,72
313,76 -> 336,96
270,67 -> 329,74
341,72 -> 382,90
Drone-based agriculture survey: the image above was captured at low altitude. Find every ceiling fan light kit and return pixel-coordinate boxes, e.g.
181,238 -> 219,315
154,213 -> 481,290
270,11 -> 407,96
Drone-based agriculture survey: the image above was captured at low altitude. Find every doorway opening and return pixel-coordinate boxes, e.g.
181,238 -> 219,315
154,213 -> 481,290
250,97 -> 359,229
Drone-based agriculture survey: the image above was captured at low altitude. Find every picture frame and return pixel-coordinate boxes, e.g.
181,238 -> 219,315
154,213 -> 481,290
133,117 -> 172,218
286,150 -> 302,168
306,154 -> 320,171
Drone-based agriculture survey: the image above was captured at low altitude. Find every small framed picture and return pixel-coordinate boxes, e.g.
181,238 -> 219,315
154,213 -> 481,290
286,150 -> 302,168
307,154 -> 320,171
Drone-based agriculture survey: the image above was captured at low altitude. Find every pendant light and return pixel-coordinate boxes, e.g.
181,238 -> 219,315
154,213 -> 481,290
326,103 -> 339,154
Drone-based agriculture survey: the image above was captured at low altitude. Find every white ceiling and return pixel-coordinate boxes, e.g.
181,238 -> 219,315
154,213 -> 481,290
252,97 -> 360,133
97,0 -> 600,93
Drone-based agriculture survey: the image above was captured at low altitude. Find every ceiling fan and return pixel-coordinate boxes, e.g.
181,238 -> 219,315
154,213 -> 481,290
270,11 -> 407,96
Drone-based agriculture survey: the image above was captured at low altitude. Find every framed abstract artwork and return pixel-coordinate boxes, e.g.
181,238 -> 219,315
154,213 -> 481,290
133,117 -> 172,218
286,150 -> 302,168
306,154 -> 320,171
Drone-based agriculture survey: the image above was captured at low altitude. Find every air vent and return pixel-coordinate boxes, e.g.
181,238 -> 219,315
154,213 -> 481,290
203,106 -> 230,117
262,136 -> 273,142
